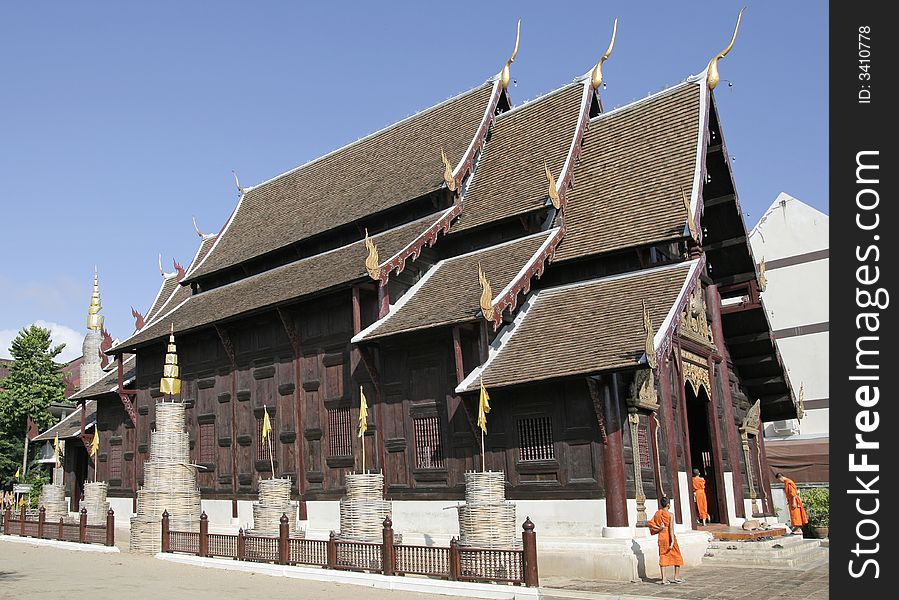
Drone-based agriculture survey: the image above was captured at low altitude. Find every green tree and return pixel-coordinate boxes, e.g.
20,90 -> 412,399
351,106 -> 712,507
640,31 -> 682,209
0,325 -> 67,485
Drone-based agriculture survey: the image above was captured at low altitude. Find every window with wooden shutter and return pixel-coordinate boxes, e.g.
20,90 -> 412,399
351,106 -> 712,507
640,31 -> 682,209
327,407 -> 352,456
199,422 -> 215,463
517,416 -> 554,461
108,444 -> 123,480
412,415 -> 444,469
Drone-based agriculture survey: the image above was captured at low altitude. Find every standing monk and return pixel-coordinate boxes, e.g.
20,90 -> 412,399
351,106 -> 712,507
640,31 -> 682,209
692,468 -> 709,526
648,496 -> 684,584
776,473 -> 808,534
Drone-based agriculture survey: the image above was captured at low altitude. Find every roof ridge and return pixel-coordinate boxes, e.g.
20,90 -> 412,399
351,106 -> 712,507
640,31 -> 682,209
590,78 -> 699,123
494,80 -> 582,120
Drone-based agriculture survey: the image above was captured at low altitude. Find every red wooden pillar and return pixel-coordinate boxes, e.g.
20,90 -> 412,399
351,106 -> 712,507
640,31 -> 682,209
706,360 -> 730,525
673,342 -> 698,528
448,538 -> 461,581
326,531 -> 337,569
106,509 -> 115,546
278,513 -> 289,565
521,518 -> 539,587
199,512 -> 209,557
381,517 -> 395,576
3,508 -> 10,535
79,508 -> 88,543
20,506 -> 26,536
706,284 -> 746,518
58,517 -> 64,540
601,374 -> 629,529
757,432 -> 775,515
658,358 -> 683,523
377,283 -> 389,319
237,528 -> 246,560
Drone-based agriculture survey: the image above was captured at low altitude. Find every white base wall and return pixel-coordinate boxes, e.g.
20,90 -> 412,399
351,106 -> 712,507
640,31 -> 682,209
677,471 -> 692,529
108,497 -> 134,521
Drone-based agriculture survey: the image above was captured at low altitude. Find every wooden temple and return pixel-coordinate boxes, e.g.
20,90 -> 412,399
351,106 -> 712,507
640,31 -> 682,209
60,16 -> 798,577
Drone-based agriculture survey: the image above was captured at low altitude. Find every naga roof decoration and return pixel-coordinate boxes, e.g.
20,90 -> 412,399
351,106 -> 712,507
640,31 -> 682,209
364,229 -> 381,280
642,300 -> 657,369
707,7 -> 745,91
131,306 -> 146,331
500,19 -> 521,91
591,17 -> 618,91
682,185 -> 699,241
478,263 -> 495,322
456,261 -> 698,393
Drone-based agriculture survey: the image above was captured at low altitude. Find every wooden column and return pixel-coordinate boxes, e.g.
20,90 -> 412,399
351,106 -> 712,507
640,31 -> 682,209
278,307 -> 308,519
199,512 -> 209,557
521,518 -> 539,587
451,326 -> 465,384
381,517 -> 395,576
602,374 -> 628,529
757,433 -> 775,515
377,283 -> 389,319
106,509 -> 115,546
706,284 -> 746,518
658,358 -> 683,524
673,341 -> 698,528
706,361 -> 730,525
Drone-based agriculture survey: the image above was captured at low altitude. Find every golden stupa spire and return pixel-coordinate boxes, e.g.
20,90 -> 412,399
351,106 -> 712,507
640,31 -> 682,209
500,19 -> 521,91
544,161 -> 561,209
159,323 -> 182,397
707,7 -> 746,90
87,266 -> 104,331
364,229 -> 381,280
642,300 -> 657,369
591,17 -> 618,90
478,262 -> 495,321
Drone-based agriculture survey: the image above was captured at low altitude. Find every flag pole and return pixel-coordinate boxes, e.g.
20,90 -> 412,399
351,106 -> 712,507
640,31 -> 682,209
481,429 -> 485,472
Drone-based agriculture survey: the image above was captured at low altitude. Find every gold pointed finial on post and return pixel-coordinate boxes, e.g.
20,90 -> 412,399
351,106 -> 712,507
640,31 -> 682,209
441,148 -> 457,192
758,258 -> 767,291
160,323 -> 182,398
87,266 -> 104,331
642,300 -> 657,369
478,262 -> 495,322
232,170 -> 246,194
500,19 -> 521,91
544,161 -> 561,209
192,215 -> 205,238
681,186 -> 698,240
591,17 -> 618,90
707,7 -> 745,90
364,229 -> 381,280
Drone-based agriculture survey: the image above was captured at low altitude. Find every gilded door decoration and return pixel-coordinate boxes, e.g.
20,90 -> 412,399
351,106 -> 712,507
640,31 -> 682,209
652,413 -> 665,497
679,288 -> 715,348
681,350 -> 711,397
627,368 -> 659,412
740,399 -> 762,514
628,412 -> 648,523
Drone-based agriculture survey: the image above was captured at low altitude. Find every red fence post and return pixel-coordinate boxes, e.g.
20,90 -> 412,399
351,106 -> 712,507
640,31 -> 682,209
58,517 -> 64,540
521,517 -> 538,587
161,510 -> 171,553
38,506 -> 46,539
326,531 -> 337,569
448,537 -> 461,581
237,528 -> 246,561
106,509 -> 115,547
279,513 -> 290,565
20,506 -> 26,536
79,508 -> 88,543
199,512 -> 209,557
3,508 -> 10,535
381,517 -> 395,576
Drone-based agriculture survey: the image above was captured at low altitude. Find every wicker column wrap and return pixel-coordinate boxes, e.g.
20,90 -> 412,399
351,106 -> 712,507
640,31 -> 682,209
82,481 -> 110,525
249,477 -> 302,537
130,401 -> 202,553
337,473 -> 395,543
38,483 -> 69,523
457,471 -> 520,549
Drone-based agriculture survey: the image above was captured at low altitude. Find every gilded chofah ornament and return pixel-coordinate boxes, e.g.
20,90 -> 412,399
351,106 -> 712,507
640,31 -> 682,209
500,19 -> 521,91
544,161 -> 561,209
441,147 -> 457,192
478,262 -> 495,321
758,258 -> 767,292
87,267 -> 104,331
364,228 -> 381,280
642,299 -> 658,369
797,383 -> 805,419
681,185 -> 699,241
707,6 -> 745,91
160,323 -> 182,397
590,17 -> 618,91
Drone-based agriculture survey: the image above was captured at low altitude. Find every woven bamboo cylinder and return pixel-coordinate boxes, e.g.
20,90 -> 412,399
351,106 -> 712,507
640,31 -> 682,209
130,401 -> 202,553
82,481 -> 110,525
249,477 -> 301,537
338,473 -> 392,543
457,471 -> 519,549
38,483 -> 68,523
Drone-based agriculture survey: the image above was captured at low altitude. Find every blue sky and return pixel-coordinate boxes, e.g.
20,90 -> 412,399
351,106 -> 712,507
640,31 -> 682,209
0,1 -> 828,361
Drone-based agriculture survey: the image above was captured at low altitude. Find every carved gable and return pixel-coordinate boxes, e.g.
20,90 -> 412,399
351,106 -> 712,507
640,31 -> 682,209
679,288 -> 715,348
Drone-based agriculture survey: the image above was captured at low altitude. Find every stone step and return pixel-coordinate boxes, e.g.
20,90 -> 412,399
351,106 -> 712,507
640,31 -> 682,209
707,534 -> 811,551
703,542 -> 828,569
704,540 -> 822,560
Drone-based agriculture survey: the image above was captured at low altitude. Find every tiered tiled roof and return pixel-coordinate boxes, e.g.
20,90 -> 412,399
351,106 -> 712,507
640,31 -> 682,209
33,400 -> 97,441
69,355 -> 136,401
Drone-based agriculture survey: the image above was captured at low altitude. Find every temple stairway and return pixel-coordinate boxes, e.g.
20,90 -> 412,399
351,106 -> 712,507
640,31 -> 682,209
702,534 -> 828,569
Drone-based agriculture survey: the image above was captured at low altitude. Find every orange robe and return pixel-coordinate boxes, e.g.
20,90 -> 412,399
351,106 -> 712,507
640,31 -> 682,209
783,477 -> 809,527
693,476 -> 709,520
648,508 -> 684,567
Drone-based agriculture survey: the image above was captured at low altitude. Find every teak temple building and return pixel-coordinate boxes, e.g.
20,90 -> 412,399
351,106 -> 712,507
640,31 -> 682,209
55,22 -> 798,578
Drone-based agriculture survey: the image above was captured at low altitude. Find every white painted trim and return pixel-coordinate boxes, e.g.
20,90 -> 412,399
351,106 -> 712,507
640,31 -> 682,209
453,78 -> 502,180
689,68 -> 709,218
491,229 -> 560,305
557,78 -> 592,190
644,258 -> 702,364
185,192 -> 246,279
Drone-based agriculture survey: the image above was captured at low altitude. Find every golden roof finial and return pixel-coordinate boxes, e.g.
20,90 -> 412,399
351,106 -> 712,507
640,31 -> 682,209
364,229 -> 381,280
232,170 -> 246,194
591,17 -> 618,91
797,382 -> 805,419
192,215 -> 205,238
500,19 -> 521,91
478,262 -> 495,321
681,186 -> 698,240
544,161 -> 561,209
159,323 -> 182,397
707,7 -> 746,90
758,257 -> 767,292
87,266 -> 104,332
441,148 -> 457,192
642,300 -> 657,369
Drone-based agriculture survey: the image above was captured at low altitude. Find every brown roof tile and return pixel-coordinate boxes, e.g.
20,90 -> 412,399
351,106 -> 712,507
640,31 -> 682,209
144,236 -> 217,323
189,83 -> 496,280
33,401 -> 97,441
355,231 -> 555,341
451,83 -> 584,233
555,83 -> 702,262
458,261 -> 695,392
70,355 -> 136,401
114,215 -> 441,350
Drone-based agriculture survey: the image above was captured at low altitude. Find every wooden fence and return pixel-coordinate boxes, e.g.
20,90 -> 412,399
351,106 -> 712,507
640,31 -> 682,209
2,506 -> 115,547
162,512 -> 538,587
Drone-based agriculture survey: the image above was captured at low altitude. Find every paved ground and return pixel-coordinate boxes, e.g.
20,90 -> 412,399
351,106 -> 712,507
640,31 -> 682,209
542,562 -> 829,600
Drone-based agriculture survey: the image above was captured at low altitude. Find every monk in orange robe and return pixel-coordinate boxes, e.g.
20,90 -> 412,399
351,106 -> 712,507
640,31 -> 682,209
692,468 -> 709,526
648,496 -> 684,584
776,472 -> 808,534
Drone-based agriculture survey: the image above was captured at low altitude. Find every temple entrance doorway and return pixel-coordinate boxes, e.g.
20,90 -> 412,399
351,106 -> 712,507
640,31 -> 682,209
71,443 -> 89,512
684,384 -> 722,524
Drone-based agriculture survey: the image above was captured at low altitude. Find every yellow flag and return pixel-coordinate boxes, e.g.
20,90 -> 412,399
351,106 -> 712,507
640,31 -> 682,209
261,406 -> 272,444
478,379 -> 491,433
358,386 -> 369,438
89,431 -> 100,457
15,467 -> 20,480
53,433 -> 61,467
